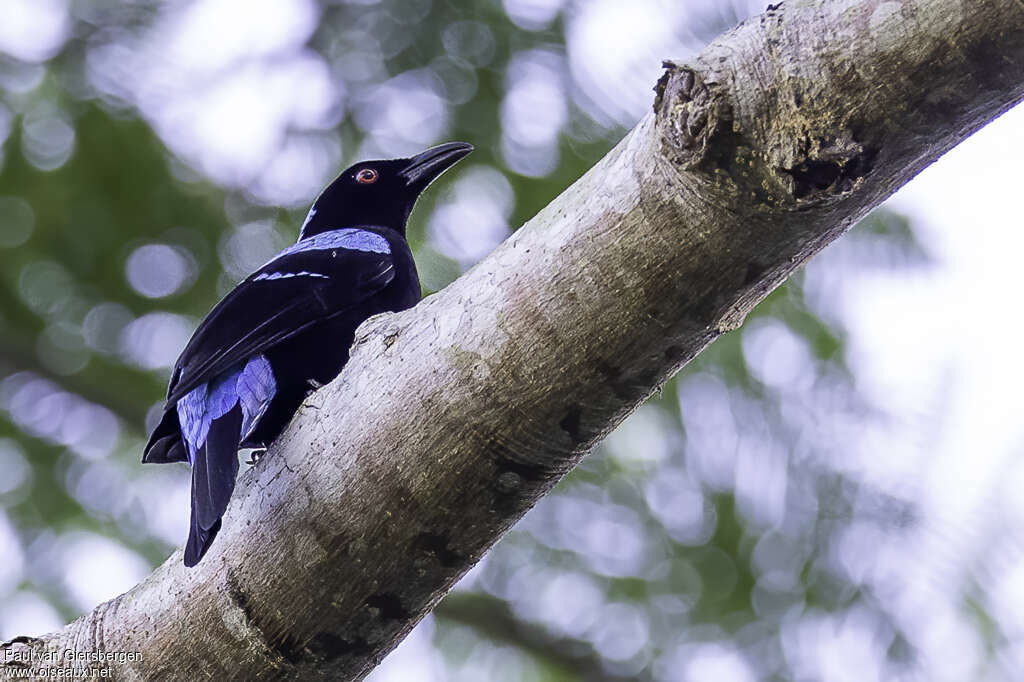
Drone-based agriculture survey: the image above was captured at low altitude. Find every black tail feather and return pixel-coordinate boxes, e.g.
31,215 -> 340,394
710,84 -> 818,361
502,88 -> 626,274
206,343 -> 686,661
142,409 -> 188,464
184,499 -> 221,567
184,404 -> 243,566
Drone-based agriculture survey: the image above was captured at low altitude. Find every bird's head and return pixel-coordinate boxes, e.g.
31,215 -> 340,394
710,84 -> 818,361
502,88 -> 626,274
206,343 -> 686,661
299,141 -> 474,239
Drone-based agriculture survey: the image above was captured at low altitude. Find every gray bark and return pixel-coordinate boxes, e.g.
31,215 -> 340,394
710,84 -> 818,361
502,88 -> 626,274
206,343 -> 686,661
4,0 -> 1024,679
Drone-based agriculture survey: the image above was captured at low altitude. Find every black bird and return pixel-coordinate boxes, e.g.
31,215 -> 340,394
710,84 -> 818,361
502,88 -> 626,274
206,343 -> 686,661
142,142 -> 473,566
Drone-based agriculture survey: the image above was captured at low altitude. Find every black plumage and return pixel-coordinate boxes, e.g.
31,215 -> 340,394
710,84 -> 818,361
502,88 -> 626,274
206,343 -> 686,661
142,142 -> 473,566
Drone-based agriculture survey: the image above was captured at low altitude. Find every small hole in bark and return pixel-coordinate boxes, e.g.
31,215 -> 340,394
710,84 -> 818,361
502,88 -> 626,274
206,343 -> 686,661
306,633 -> 370,660
664,345 -> 685,363
559,405 -> 583,443
782,145 -> 877,199
413,532 -> 463,568
743,261 -> 766,286
366,593 -> 410,621
495,471 -> 522,493
495,456 -> 546,482
790,159 -> 842,197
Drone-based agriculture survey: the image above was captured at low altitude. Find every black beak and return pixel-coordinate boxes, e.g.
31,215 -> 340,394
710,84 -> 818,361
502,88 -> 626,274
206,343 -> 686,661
400,142 -> 474,188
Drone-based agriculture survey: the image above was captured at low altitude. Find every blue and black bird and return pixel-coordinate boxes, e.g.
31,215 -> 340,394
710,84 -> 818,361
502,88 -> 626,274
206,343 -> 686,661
142,142 -> 473,566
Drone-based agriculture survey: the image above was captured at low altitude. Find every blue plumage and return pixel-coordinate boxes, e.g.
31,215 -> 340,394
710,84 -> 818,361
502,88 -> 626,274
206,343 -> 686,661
253,271 -> 330,281
177,354 -> 277,463
236,354 -> 277,438
274,227 -> 391,261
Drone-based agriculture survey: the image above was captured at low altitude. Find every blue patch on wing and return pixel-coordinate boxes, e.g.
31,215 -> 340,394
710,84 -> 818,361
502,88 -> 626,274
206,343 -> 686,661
277,228 -> 390,260
176,354 -> 277,464
177,383 -> 209,464
253,270 -> 329,282
237,354 -> 276,439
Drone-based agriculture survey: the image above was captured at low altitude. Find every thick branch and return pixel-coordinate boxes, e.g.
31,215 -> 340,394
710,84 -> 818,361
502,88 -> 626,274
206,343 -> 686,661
5,0 -> 1024,679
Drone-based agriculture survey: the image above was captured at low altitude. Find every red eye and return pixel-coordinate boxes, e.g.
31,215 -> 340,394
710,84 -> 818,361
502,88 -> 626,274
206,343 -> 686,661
356,168 -> 378,184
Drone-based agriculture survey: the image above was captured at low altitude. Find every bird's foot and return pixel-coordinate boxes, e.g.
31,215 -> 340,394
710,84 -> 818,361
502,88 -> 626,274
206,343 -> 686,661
305,378 -> 324,396
246,449 -> 267,465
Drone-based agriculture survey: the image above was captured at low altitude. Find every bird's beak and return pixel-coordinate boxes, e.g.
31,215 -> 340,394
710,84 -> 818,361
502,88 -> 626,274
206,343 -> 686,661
400,142 -> 474,188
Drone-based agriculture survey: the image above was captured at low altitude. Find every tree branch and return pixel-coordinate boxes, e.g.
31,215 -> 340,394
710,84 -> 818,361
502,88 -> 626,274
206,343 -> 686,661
5,0 -> 1024,679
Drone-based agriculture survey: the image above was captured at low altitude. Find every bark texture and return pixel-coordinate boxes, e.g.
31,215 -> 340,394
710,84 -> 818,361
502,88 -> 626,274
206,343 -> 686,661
4,0 -> 1024,679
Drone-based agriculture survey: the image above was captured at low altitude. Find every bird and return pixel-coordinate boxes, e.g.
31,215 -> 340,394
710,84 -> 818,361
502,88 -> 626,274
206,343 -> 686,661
142,142 -> 474,566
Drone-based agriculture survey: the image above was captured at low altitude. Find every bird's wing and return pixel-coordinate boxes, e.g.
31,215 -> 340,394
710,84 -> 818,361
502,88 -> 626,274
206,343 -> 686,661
165,241 -> 396,406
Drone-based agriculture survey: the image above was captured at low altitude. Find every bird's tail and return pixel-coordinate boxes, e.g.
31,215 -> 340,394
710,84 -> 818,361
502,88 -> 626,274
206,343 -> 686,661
186,504 -> 221,567
142,409 -> 188,464
184,404 -> 243,567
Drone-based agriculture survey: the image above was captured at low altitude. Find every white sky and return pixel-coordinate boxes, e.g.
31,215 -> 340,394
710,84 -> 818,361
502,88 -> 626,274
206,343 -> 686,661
853,104 -> 1024,519
804,102 -> 1024,680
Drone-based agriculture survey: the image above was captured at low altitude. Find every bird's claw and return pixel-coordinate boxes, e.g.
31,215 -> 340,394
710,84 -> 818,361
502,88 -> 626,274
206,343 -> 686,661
246,449 -> 267,465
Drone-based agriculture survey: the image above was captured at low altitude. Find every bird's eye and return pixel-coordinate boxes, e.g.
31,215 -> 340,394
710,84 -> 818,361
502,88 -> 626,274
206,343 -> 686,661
356,168 -> 378,184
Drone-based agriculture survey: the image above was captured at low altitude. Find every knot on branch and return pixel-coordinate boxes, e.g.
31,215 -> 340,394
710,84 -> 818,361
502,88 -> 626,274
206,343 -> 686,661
653,61 -> 780,205
351,310 -> 402,353
654,61 -> 728,170
655,61 -> 879,207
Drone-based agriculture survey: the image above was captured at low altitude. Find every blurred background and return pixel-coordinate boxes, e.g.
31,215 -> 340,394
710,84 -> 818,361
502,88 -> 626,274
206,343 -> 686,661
1,0 -> 1023,680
